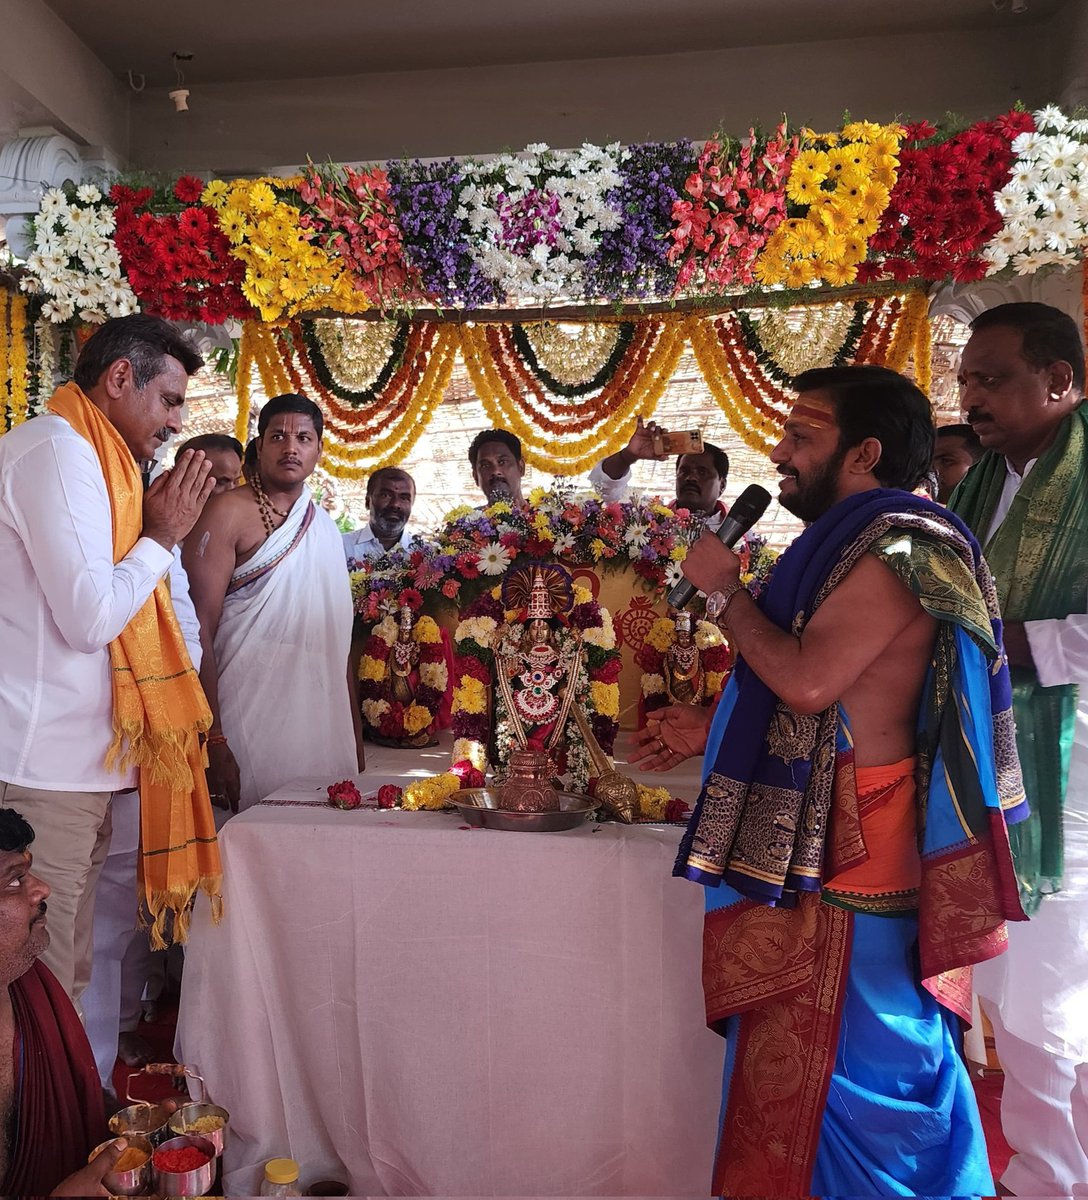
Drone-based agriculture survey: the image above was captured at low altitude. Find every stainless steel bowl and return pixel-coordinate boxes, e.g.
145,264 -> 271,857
449,787 -> 597,832
152,1133 -> 217,1196
167,1101 -> 230,1157
88,1135 -> 153,1197
108,1101 -> 171,1144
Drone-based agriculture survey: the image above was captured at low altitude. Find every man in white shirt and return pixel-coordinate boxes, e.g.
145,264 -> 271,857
952,301 -> 1088,1196
588,417 -> 731,531
0,314 -> 213,1003
343,467 -> 416,564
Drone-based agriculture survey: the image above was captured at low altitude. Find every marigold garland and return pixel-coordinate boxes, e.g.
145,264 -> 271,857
0,289 -> 10,429
459,317 -> 687,473
7,294 -> 29,428
234,321 -> 256,445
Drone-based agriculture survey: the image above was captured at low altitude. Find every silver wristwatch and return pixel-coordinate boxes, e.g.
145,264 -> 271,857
705,582 -> 744,621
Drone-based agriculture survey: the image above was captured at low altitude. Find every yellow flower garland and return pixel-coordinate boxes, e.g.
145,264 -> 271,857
458,318 -> 687,474
234,322 -> 256,445
0,289 -> 10,429
320,324 -> 458,478
401,772 -> 462,811
6,294 -> 28,428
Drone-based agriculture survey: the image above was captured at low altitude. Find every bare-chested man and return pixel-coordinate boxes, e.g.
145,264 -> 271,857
0,807 -> 136,1193
636,365 -> 1025,1197
184,394 -> 363,812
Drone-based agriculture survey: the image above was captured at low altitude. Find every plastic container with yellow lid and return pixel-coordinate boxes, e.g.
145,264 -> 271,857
260,1157 -> 302,1196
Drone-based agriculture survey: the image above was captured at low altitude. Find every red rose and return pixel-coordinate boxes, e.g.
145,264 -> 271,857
377,784 -> 402,809
595,657 -> 623,684
328,780 -> 363,809
450,760 -> 485,789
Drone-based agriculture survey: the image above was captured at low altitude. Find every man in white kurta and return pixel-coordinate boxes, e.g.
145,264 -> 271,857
0,316 -> 211,1003
184,395 -> 360,813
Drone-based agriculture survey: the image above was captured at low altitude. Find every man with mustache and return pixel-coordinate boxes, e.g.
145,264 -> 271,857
184,394 -> 363,812
641,365 -> 1025,1196
950,301 -> 1088,1196
590,416 -> 731,527
468,429 -> 527,505
0,807 -> 139,1193
0,315 -> 218,1005
343,467 -> 417,563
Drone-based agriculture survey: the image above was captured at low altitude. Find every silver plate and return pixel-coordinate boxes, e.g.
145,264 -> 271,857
450,787 -> 597,832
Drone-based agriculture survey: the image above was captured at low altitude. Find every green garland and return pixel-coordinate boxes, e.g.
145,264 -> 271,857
299,319 -> 411,408
735,302 -> 868,388
510,321 -> 635,398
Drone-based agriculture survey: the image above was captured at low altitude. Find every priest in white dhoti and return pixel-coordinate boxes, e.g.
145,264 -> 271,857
184,394 -> 363,812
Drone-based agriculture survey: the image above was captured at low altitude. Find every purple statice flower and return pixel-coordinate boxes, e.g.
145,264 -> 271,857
387,158 -> 497,307
586,140 -> 695,300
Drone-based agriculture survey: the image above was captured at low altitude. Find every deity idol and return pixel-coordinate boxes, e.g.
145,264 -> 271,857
663,610 -> 706,706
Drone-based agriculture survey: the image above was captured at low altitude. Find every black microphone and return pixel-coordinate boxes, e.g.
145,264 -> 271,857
666,484 -> 772,610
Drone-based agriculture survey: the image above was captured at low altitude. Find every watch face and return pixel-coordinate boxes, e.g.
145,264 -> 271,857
706,591 -> 725,618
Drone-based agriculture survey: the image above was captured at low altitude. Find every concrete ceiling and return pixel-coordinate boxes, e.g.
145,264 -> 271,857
39,0 -> 1065,85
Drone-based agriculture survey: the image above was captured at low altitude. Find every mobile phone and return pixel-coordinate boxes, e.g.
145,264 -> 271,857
654,429 -> 704,456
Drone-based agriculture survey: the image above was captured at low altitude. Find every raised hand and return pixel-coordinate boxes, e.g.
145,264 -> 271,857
142,450 -> 216,550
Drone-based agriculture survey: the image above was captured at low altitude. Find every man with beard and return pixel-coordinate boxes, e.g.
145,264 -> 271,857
184,394 -> 363,812
469,429 -> 527,505
343,467 -> 416,563
589,417 -> 731,527
639,365 -> 1026,1197
950,301 -> 1088,1196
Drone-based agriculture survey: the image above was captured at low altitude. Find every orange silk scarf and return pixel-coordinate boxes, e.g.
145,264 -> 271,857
48,382 -> 221,946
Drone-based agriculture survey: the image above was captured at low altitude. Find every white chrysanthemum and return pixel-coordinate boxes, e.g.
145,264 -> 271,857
642,672 -> 666,696
419,661 -> 449,690
373,615 -> 398,647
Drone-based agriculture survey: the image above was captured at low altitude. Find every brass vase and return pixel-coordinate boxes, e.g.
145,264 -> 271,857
499,748 -> 560,812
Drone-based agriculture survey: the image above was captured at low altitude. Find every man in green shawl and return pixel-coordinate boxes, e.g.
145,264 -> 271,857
951,300 -> 1088,1196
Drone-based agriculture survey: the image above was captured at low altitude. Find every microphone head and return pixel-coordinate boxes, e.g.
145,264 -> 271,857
727,484 -> 772,531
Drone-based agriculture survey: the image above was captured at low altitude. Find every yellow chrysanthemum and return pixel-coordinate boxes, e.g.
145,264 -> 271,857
589,537 -> 609,561
453,676 -> 487,715
705,671 -> 727,696
403,704 -> 433,736
590,681 -> 620,719
402,773 -> 461,811
415,616 -> 442,645
644,618 -> 676,653
635,783 -> 673,821
359,656 -> 386,682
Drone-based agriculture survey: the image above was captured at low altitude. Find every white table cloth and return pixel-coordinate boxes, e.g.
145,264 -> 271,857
177,737 -> 721,1195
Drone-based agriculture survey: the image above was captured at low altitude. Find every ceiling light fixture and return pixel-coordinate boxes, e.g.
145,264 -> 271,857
169,51 -> 193,113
